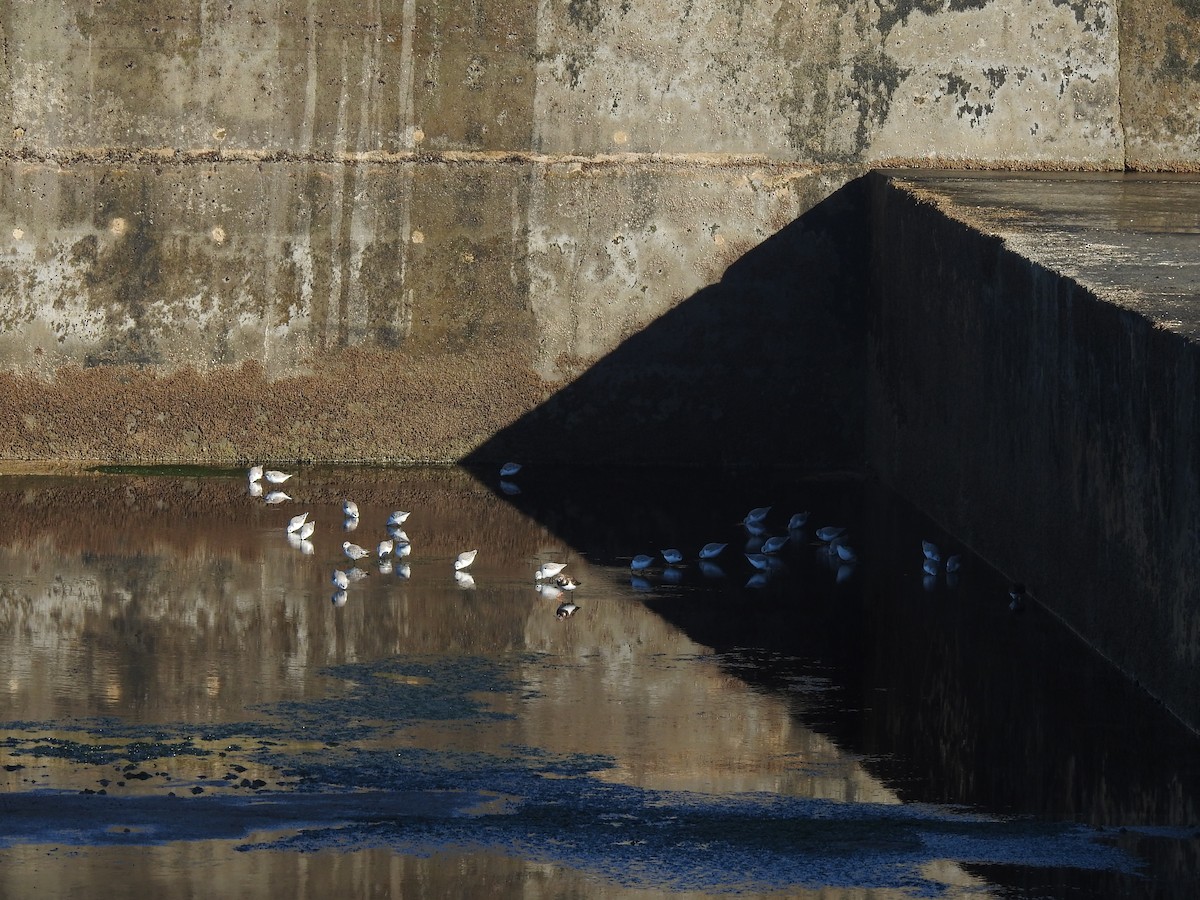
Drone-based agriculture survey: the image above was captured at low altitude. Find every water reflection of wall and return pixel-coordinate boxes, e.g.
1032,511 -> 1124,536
0,844 -> 733,900
0,469 -> 559,720
0,470 -> 899,816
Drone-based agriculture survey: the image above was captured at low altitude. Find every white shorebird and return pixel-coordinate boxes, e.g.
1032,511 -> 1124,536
248,465 -> 264,483
743,506 -> 771,526
787,512 -> 810,530
630,554 -> 655,572
922,540 -> 941,562
745,553 -> 771,571
698,542 -> 727,560
377,539 -> 394,558
387,510 -> 410,527
343,500 -> 359,520
500,462 -> 522,477
761,535 -> 790,554
332,569 -> 350,590
535,562 -> 566,581
661,548 -> 684,565
264,470 -> 293,484
297,521 -> 315,541
815,525 -> 846,543
286,512 -> 309,534
836,544 -> 858,564
342,541 -> 370,562
454,549 -> 478,571
263,491 -> 291,505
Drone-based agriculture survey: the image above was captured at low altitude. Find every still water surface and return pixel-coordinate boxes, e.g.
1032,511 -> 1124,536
0,465 -> 1197,898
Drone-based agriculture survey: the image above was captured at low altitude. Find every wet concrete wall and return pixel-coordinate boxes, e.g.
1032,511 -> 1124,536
867,171 -> 1200,732
0,0 -> 1135,465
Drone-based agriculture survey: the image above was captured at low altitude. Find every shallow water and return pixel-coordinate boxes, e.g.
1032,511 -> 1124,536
0,465 -> 1197,898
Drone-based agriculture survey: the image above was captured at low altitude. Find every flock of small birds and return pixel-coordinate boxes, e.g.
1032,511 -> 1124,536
622,505 -> 861,591
622,502 -> 1023,611
246,462 -> 582,619
247,465 -> 1025,616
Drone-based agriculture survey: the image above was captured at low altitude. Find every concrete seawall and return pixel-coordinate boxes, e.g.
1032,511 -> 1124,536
3,2 -> 1200,727
868,171 -> 1200,732
0,0 -> 1167,466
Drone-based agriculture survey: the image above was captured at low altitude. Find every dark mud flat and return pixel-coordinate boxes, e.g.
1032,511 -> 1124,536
0,465 -> 1197,898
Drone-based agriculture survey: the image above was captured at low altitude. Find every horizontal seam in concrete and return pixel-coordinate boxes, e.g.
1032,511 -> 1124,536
0,146 -> 827,172
1,148 -> 1142,174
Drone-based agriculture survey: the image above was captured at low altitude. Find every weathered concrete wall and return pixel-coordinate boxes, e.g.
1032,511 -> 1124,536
0,0 -> 1132,465
2,1 -> 1125,163
0,157 -> 861,464
868,171 -> 1200,732
1120,0 -> 1200,169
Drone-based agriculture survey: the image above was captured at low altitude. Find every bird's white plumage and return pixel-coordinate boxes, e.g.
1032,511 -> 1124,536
744,506 -> 771,525
787,512 -> 810,530
535,562 -> 566,581
342,541 -> 369,561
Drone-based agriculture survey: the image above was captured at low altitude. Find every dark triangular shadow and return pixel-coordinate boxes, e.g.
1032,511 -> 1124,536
465,176 -> 870,472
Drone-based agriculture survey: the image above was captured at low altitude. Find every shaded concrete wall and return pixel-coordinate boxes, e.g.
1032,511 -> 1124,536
867,172 -> 1200,732
0,0 -> 1132,465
